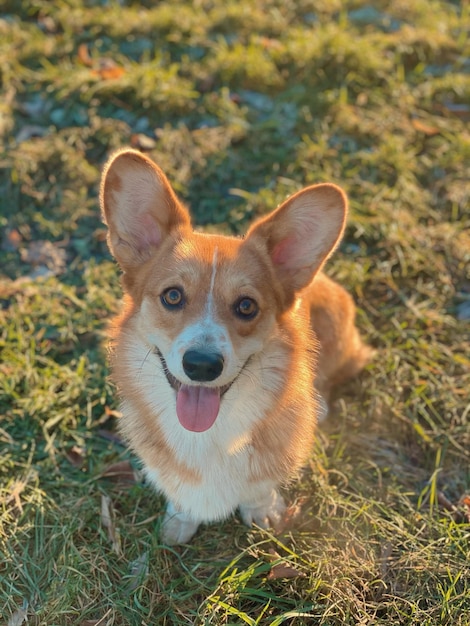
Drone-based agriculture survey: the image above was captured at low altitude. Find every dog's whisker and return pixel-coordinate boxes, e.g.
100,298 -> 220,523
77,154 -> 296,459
138,349 -> 153,374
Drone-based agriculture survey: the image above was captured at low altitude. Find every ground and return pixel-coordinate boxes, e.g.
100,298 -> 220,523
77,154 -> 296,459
0,1 -> 469,624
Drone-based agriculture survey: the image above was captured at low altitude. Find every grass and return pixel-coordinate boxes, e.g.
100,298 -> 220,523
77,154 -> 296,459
1,0 -> 469,623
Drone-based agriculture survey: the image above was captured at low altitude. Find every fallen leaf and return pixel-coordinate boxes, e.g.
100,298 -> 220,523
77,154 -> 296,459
411,118 -> 440,136
457,494 -> 470,523
97,429 -> 125,446
101,494 -> 121,555
130,133 -> 157,151
437,492 -> 470,523
91,60 -> 126,81
65,445 -> 86,468
78,43 -> 126,80
78,43 -> 93,66
100,460 -> 140,485
266,549 -> 306,580
437,491 -> 458,513
1,228 -> 22,252
278,497 -> 306,530
268,562 -> 306,580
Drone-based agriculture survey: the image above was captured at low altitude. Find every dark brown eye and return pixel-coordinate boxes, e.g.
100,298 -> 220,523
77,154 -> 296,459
161,287 -> 185,310
234,297 -> 259,320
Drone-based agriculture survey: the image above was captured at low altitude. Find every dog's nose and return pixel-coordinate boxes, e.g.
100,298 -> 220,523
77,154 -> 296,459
182,350 -> 224,382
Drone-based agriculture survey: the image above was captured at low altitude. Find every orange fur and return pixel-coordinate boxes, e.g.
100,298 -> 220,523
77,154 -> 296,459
101,149 -> 372,544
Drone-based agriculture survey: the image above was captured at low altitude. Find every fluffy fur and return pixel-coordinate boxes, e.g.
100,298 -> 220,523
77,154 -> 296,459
100,149 -> 372,544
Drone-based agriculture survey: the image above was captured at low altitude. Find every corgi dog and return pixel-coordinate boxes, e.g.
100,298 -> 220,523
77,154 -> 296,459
100,149 -> 372,545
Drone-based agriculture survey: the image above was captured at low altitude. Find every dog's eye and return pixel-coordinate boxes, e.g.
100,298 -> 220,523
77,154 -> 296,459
234,297 -> 258,320
161,287 -> 185,309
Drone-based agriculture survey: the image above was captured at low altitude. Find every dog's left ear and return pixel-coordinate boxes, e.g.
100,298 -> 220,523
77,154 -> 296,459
100,149 -> 191,271
247,183 -> 347,295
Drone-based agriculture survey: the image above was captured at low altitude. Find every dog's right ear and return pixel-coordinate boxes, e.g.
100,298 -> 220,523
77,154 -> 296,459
100,149 -> 191,270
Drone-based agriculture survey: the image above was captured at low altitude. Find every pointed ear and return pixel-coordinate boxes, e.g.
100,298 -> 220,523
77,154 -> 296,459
246,183 -> 347,296
100,149 -> 191,270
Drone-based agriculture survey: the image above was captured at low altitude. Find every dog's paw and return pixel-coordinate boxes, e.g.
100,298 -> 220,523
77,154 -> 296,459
161,503 -> 200,545
239,489 -> 286,530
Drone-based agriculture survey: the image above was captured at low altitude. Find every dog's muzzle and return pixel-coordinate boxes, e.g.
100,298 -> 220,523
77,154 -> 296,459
153,347 -> 234,396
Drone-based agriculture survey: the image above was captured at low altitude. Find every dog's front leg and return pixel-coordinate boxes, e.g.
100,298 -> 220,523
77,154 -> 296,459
161,501 -> 200,545
239,483 -> 286,530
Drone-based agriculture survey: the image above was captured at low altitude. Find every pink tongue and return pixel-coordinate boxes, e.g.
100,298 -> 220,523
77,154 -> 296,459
176,385 -> 221,432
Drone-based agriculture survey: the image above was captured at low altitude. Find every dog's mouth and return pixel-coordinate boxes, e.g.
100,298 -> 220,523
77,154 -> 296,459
153,347 -> 236,433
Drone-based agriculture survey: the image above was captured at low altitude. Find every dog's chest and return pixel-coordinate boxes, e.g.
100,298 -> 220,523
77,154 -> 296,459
142,367 -> 276,520
147,405 -> 259,521
120,330 -> 293,520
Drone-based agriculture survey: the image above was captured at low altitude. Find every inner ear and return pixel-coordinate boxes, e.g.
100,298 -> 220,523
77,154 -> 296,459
247,183 -> 347,295
100,149 -> 191,269
271,233 -> 301,267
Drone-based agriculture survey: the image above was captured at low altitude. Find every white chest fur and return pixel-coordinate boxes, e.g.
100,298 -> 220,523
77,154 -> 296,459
144,389 -> 274,521
123,337 -> 282,523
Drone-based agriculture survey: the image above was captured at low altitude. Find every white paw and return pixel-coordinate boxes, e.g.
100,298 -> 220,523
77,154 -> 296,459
161,503 -> 200,545
239,489 -> 286,530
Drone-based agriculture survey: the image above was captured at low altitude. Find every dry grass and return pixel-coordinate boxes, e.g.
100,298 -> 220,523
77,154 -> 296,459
1,0 -> 469,624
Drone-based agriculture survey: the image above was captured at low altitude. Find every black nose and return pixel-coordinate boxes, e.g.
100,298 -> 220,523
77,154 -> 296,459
182,350 -> 224,382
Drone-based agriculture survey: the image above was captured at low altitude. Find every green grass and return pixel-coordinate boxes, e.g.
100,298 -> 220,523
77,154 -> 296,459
1,0 -> 469,624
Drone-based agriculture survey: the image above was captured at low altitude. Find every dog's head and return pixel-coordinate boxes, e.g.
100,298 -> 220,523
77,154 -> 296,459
101,149 -> 347,433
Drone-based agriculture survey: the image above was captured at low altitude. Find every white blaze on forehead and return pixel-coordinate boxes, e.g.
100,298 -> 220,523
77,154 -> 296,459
206,246 -> 218,317
165,245 -> 235,382
192,245 -> 226,346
